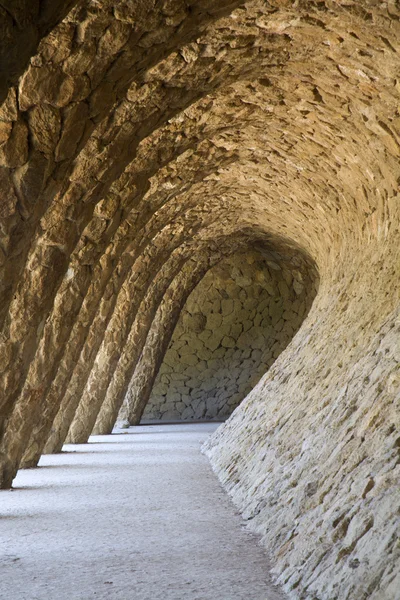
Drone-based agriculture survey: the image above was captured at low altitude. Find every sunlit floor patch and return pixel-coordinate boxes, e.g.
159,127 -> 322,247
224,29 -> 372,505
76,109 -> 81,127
1,424 -> 284,600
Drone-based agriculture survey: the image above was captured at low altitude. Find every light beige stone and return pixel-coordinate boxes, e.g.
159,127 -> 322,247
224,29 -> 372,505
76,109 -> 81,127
0,4 -> 398,600
145,251 -> 313,422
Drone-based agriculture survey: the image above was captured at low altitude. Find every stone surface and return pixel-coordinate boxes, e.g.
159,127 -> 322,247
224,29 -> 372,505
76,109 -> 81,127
1,424 -> 284,600
143,250 -> 316,421
0,2 -> 399,600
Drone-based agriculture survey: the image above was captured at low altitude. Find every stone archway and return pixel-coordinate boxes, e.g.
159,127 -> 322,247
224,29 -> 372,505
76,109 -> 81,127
0,2 -> 399,599
141,247 -> 317,422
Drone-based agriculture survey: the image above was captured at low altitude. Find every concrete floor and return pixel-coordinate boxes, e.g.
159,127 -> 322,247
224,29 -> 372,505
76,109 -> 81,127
0,423 -> 284,600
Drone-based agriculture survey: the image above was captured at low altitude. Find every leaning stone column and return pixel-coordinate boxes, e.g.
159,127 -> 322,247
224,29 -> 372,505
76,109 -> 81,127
119,252 -> 226,427
65,238 -> 205,444
5,213 -> 119,473
93,252 -> 212,434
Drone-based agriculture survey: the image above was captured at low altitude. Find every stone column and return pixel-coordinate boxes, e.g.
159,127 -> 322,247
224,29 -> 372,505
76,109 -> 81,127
19,183 -> 203,466
93,252 -> 216,433
65,235 -> 208,444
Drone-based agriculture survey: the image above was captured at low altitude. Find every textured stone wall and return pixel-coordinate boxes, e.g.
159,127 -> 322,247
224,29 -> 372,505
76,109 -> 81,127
0,2 -> 399,600
204,248 -> 400,600
143,250 -> 316,421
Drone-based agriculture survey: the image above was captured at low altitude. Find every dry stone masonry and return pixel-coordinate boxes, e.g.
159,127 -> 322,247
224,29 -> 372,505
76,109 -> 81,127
0,2 -> 399,600
143,250 -> 317,422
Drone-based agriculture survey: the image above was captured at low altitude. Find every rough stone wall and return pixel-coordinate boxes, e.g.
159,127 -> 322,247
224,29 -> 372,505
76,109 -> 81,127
0,3 -> 399,600
0,1 -> 79,103
143,250 -> 316,421
204,247 -> 400,600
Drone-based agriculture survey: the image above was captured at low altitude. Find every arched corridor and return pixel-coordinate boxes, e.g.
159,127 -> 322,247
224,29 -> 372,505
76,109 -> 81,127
0,1 -> 399,599
141,249 -> 317,423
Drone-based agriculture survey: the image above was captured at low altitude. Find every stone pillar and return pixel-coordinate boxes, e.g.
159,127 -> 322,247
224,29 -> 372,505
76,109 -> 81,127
65,236 -> 206,444
19,186 -> 199,466
94,252 -> 218,433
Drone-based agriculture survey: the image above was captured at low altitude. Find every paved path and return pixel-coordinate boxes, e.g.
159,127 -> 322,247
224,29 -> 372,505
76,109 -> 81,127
0,424 -> 284,600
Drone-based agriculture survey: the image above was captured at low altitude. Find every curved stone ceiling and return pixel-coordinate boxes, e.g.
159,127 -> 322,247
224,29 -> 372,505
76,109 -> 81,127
0,1 -> 399,599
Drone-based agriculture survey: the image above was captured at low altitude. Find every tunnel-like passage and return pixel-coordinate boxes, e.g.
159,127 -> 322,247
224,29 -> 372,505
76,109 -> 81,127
0,2 -> 399,600
141,248 -> 317,422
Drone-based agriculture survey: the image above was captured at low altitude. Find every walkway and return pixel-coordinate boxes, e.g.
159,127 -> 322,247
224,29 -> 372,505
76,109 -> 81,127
0,424 -> 284,600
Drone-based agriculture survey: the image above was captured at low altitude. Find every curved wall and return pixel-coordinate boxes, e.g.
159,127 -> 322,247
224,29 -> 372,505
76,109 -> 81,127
0,3 -> 398,600
142,249 -> 317,421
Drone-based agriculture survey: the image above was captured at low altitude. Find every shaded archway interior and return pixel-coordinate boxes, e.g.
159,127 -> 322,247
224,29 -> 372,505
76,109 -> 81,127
0,2 -> 398,600
140,245 -> 318,423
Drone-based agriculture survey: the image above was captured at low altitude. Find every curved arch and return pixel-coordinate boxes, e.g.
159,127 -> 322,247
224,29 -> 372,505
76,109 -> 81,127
0,3 -> 399,599
139,248 -> 317,424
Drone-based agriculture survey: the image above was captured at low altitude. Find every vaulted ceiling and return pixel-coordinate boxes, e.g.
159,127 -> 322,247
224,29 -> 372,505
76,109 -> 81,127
0,3 -> 399,596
